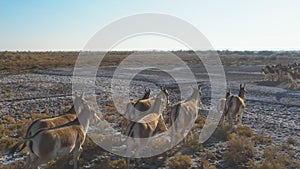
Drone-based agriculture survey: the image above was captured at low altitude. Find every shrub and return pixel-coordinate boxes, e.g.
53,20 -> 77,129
259,146 -> 286,169
200,151 -> 217,169
167,155 -> 193,169
225,134 -> 254,165
0,137 -> 16,152
236,126 -> 253,137
250,145 -> 300,169
287,137 -> 297,145
0,161 -> 24,169
194,116 -> 206,129
109,158 -> 127,169
201,151 -> 217,161
253,131 -> 272,145
180,133 -> 204,155
201,160 -> 216,169
2,115 -> 16,124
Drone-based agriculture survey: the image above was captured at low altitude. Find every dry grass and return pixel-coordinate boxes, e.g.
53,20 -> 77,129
167,155 -> 193,169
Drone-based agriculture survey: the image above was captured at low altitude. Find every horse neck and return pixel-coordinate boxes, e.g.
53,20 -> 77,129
238,90 -> 246,101
77,105 -> 91,132
151,92 -> 167,115
141,92 -> 150,100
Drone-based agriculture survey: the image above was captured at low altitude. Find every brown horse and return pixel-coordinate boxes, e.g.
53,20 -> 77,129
5,94 -> 86,156
124,87 -> 169,168
121,88 -> 151,134
7,98 -> 97,169
169,86 -> 202,143
223,84 -> 247,128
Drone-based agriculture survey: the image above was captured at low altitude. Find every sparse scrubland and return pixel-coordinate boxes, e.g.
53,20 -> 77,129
0,51 -> 299,168
1,105 -> 298,168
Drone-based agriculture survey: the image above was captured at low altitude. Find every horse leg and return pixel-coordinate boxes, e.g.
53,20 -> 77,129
228,111 -> 233,128
73,138 -> 83,169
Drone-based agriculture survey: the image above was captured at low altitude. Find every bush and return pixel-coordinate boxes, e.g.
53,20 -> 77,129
0,161 -> 24,169
253,132 -> 272,145
167,155 -> 193,169
109,158 -> 127,169
236,126 -> 253,137
225,134 -> 254,165
201,160 -> 216,169
201,151 -> 217,161
249,145 -> 300,169
287,137 -> 297,145
194,116 -> 206,129
0,137 -> 16,152
200,151 -> 217,169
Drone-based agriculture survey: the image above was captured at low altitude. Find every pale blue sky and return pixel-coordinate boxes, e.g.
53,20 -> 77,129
0,0 -> 299,51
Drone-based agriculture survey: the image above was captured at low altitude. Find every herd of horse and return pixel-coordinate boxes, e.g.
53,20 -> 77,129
3,83 -> 248,168
3,62 -> 300,168
261,62 -> 300,88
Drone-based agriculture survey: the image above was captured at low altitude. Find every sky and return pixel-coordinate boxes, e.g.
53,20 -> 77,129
0,0 -> 299,51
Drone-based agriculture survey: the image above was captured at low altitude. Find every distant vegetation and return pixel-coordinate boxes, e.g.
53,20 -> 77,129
1,50 -> 300,74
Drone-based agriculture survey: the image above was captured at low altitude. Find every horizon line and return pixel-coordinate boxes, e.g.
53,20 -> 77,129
1,49 -> 300,52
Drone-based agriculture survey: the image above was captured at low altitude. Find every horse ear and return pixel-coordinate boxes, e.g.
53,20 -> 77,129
80,92 -> 84,98
240,84 -> 242,88
199,88 -> 202,96
145,88 -> 150,93
225,89 -> 230,98
197,84 -> 201,90
198,86 -> 202,93
226,89 -> 231,94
